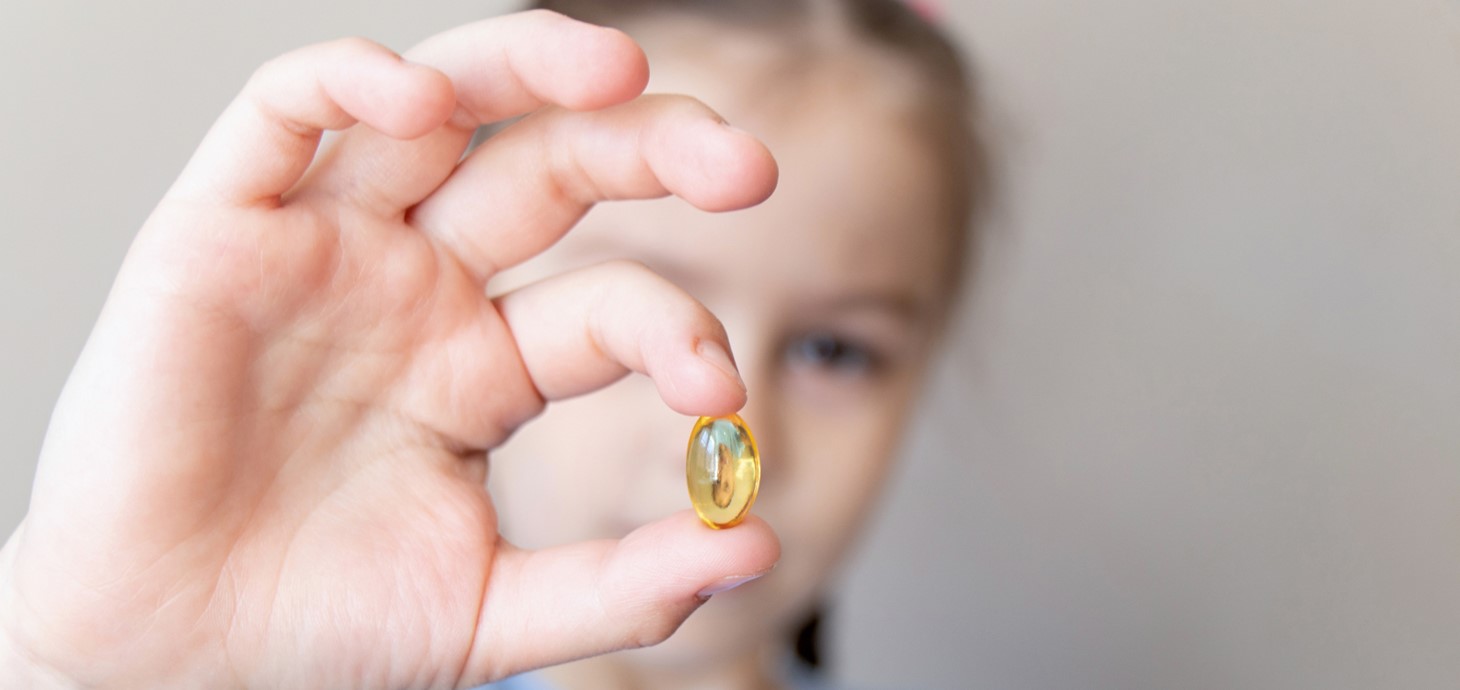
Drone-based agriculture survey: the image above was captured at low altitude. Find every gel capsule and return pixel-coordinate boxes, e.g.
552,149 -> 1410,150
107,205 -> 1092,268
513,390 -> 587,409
686,413 -> 760,529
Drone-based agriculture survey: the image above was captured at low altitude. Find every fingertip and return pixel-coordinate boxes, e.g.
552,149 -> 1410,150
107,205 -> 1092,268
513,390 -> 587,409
468,509 -> 781,676
694,337 -> 748,399
528,11 -> 651,111
714,125 -> 780,210
652,341 -> 749,418
745,130 -> 781,203
324,42 -> 457,140
680,121 -> 781,212
362,60 -> 456,139
584,27 -> 651,107
690,511 -> 781,568
396,62 -> 459,137
625,511 -> 782,592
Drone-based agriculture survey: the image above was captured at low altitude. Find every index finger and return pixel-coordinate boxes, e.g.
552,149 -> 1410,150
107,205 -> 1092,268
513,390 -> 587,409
164,36 -> 458,207
164,11 -> 650,209
304,11 -> 651,215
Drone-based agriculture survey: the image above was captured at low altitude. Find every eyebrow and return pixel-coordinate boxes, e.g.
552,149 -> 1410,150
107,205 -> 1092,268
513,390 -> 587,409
564,244 -> 932,323
636,253 -> 705,296
555,239 -> 702,289
647,255 -> 930,322
796,293 -> 930,323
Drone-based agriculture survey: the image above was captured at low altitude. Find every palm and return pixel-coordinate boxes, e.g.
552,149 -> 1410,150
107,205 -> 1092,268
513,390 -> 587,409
60,200 -> 511,686
1,12 -> 779,689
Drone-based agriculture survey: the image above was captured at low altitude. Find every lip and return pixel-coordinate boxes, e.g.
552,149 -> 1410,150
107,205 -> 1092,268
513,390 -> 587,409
607,518 -> 643,540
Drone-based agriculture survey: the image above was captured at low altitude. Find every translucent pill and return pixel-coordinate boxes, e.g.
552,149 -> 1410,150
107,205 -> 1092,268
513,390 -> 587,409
686,413 -> 761,529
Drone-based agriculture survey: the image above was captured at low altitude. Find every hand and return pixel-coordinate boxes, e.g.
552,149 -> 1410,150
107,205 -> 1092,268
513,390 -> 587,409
0,11 -> 780,689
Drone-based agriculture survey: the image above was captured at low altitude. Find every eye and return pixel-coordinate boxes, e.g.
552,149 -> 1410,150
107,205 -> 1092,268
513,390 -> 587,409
784,333 -> 882,378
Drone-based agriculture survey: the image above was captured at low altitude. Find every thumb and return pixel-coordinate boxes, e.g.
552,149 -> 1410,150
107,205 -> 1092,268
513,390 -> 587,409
461,511 -> 780,683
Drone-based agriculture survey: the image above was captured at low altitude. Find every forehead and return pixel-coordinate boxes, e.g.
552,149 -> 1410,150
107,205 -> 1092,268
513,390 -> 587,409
542,120 -> 948,318
490,32 -> 956,325
533,58 -> 950,310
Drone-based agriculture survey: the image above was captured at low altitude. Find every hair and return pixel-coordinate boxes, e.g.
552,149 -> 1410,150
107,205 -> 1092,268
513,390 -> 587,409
522,0 -> 983,669
522,0 -> 984,311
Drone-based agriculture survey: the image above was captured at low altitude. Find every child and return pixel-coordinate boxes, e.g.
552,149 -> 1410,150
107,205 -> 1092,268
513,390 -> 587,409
0,1 -> 976,688
477,2 -> 978,688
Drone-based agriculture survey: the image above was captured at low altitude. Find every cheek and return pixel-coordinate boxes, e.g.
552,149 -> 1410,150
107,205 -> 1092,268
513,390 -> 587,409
488,409 -> 616,548
489,386 -> 637,547
489,376 -> 693,546
754,384 -> 915,569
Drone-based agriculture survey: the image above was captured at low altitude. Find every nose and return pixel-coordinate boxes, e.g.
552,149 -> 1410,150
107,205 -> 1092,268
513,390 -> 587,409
610,377 -> 700,529
726,328 -> 784,504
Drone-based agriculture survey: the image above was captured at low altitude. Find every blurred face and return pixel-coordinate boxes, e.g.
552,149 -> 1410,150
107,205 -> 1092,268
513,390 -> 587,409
486,40 -> 955,668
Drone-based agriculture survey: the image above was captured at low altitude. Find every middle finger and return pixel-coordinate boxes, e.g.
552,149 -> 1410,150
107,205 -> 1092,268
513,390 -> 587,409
299,10 -> 650,215
408,94 -> 779,283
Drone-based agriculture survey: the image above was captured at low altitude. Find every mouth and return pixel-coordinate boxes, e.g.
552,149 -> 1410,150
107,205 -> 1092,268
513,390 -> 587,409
607,517 -> 644,540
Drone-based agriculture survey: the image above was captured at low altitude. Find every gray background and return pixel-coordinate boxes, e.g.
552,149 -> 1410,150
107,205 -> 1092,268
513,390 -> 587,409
3,1 -> 1458,688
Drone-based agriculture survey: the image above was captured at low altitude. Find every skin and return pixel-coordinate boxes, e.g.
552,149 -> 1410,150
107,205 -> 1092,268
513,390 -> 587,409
0,11 -> 789,689
484,29 -> 957,690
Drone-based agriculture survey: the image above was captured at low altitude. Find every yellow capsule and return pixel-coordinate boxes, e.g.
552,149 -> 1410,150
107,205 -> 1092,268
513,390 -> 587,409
686,413 -> 760,529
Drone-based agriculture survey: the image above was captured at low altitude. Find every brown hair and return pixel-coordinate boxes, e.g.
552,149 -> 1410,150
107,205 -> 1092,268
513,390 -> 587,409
526,0 -> 984,309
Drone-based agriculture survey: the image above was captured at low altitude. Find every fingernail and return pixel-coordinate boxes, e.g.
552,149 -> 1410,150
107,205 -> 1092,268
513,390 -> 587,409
696,571 -> 766,600
696,340 -> 745,391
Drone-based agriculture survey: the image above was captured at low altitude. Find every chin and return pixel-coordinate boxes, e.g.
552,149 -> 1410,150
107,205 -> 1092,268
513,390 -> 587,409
621,587 -> 779,669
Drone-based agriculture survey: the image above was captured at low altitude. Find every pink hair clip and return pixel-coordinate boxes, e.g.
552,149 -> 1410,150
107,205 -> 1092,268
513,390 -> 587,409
903,0 -> 947,23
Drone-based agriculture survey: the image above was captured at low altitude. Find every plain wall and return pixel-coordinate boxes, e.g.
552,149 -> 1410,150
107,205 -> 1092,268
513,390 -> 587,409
3,2 -> 1458,689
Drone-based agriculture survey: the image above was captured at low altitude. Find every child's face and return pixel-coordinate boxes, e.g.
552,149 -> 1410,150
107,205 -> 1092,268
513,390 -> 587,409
487,50 -> 956,666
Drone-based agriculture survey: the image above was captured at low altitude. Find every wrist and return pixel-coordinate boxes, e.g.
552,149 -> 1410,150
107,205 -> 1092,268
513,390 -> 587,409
0,626 -> 79,690
1,594 -> 84,690
0,527 -> 79,690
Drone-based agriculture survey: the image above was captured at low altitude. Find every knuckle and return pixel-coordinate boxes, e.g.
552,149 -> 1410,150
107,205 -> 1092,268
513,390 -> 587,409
630,614 -> 684,649
246,36 -> 385,93
597,257 -> 657,282
590,259 -> 661,308
329,35 -> 389,59
587,260 -> 726,336
520,8 -> 568,24
595,260 -> 698,308
244,53 -> 289,93
648,93 -> 723,124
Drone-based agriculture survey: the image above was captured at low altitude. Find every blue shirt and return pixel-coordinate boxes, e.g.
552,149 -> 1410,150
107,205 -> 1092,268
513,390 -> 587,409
469,654 -> 839,690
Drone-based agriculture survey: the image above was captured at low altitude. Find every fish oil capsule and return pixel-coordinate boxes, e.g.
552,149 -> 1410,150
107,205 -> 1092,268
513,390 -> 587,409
686,413 -> 760,529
